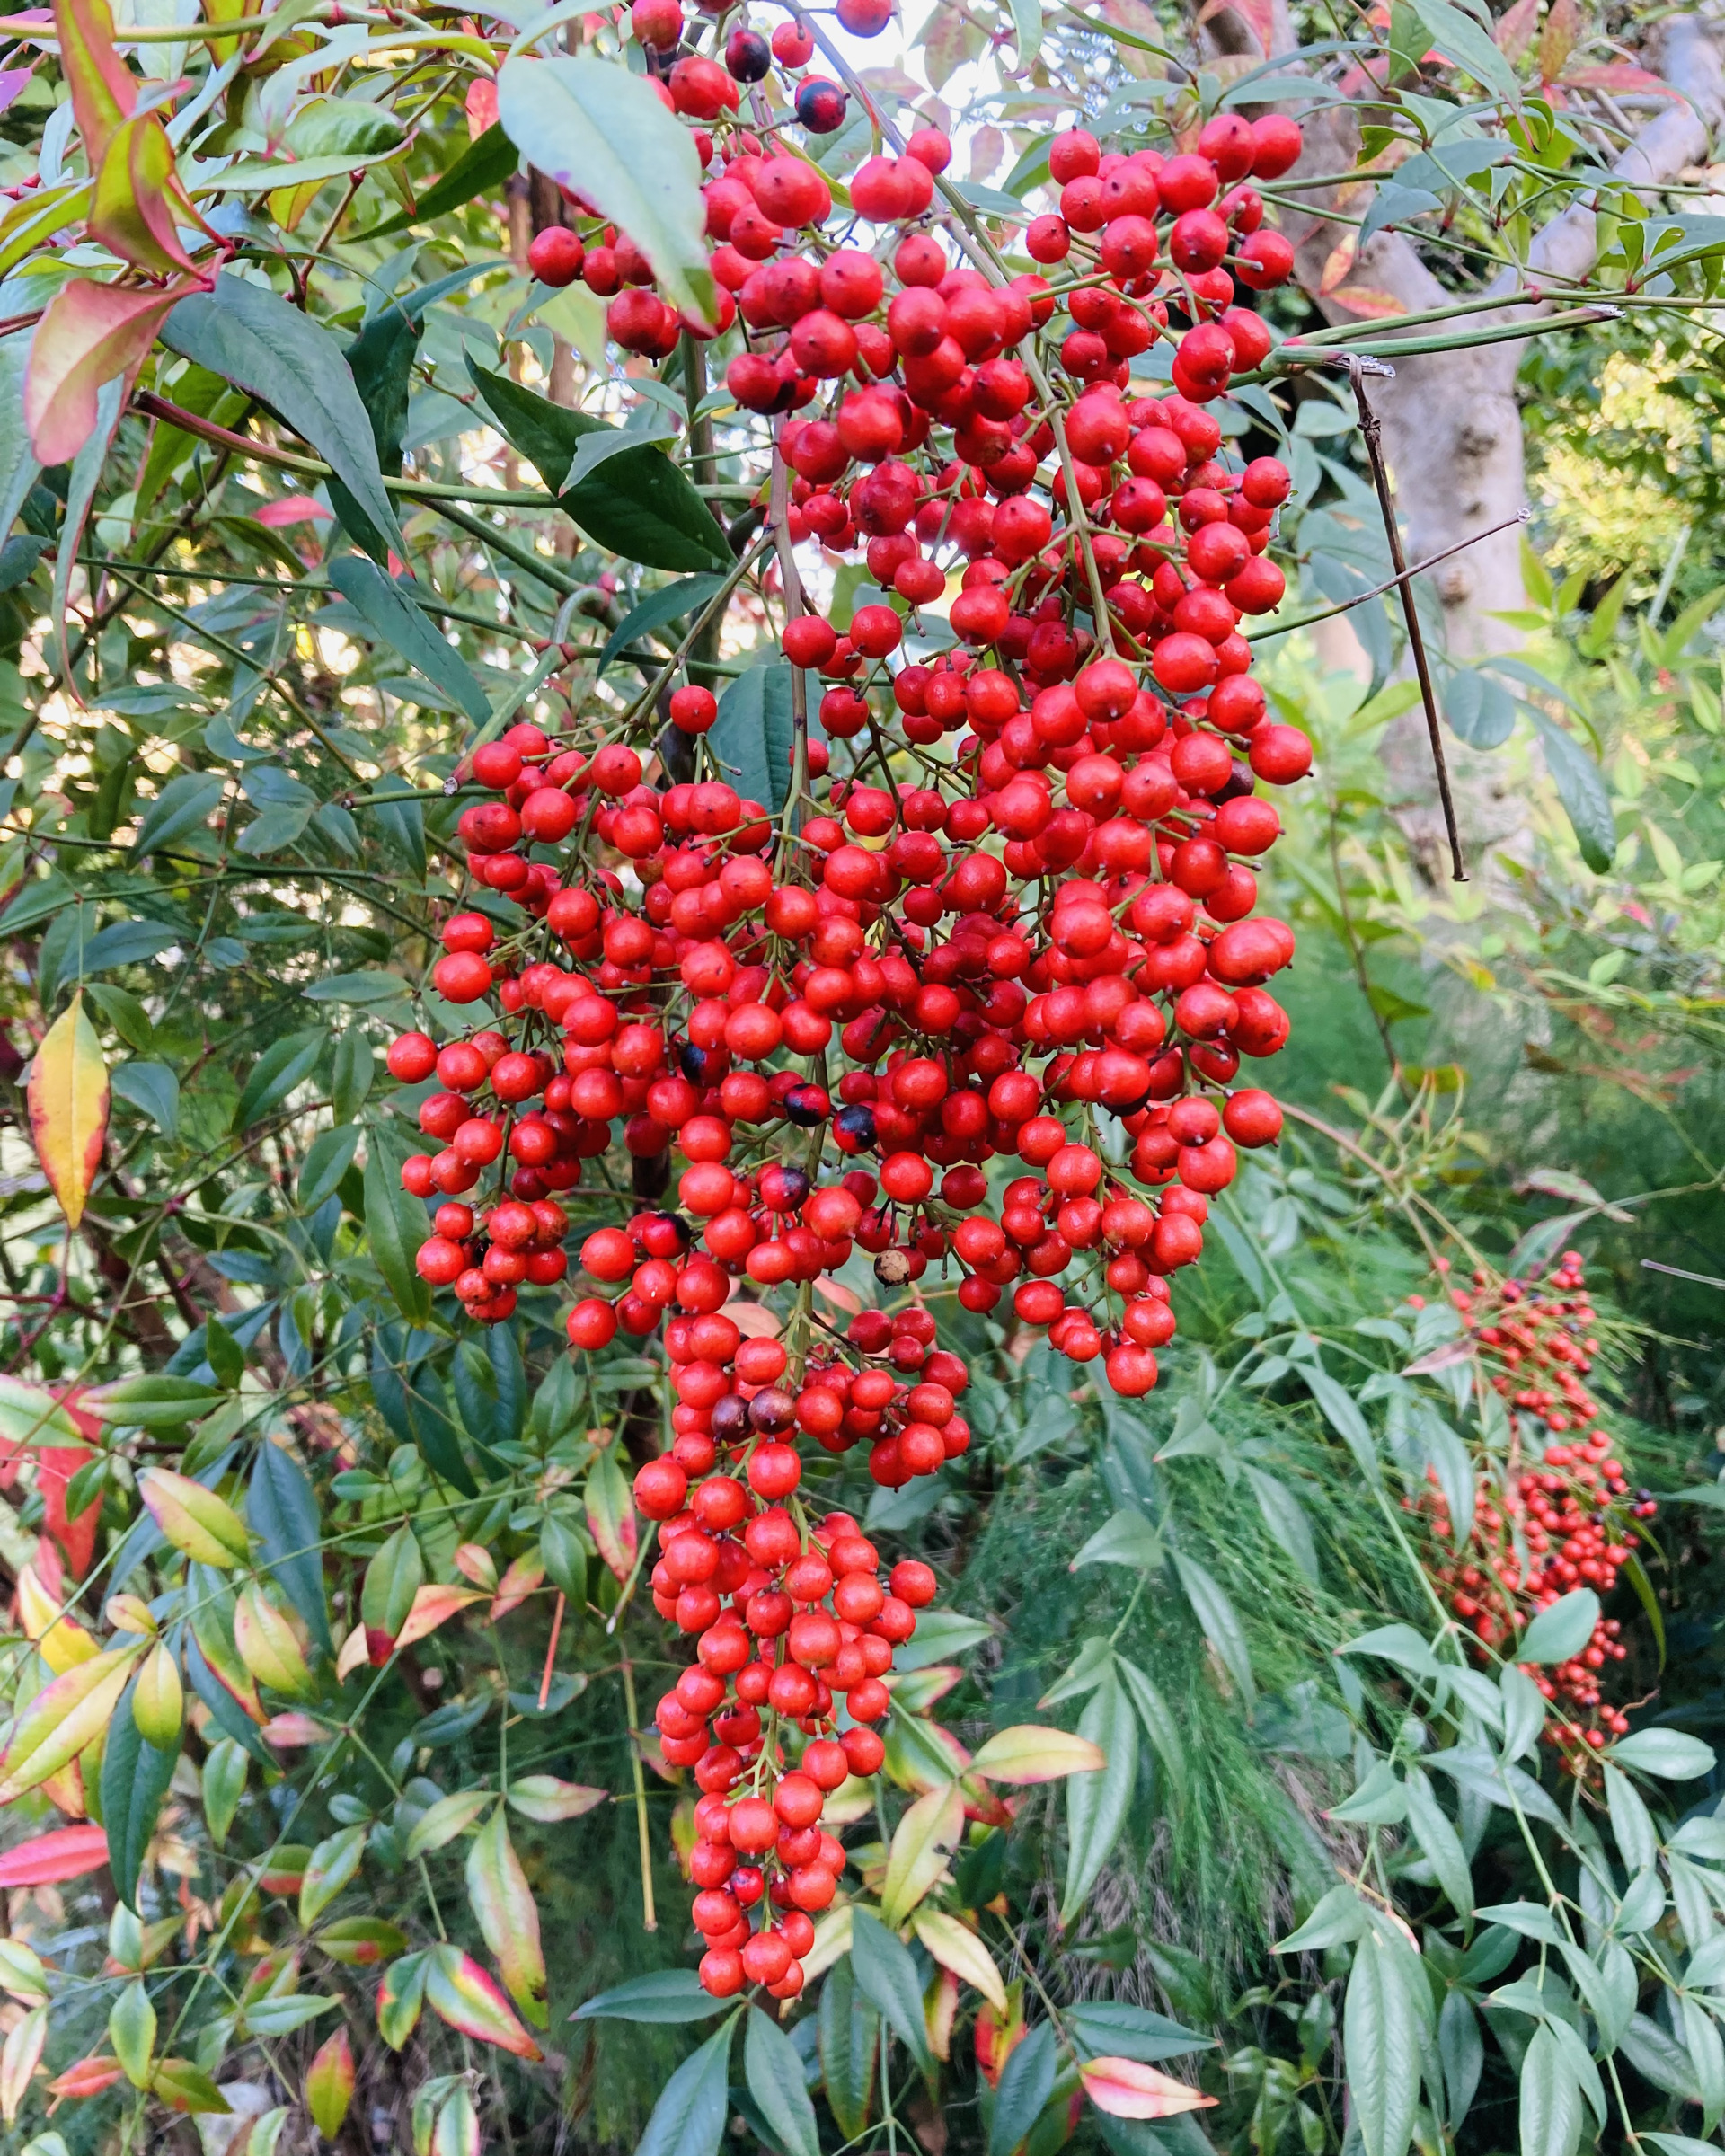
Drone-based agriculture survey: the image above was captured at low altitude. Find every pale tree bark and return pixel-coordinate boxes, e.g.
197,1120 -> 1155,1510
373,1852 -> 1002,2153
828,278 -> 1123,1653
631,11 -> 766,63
1205,1 -> 1725,880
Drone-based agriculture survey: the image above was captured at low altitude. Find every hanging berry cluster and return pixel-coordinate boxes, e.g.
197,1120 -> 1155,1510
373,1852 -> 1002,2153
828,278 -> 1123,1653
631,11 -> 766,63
1411,1256 -> 1654,1764
386,20 -> 1315,1999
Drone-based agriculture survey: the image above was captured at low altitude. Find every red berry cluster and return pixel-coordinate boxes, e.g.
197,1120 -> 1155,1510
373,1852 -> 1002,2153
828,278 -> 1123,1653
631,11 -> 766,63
381,26 -> 1321,1993
1411,1256 -> 1650,1761
630,1312 -> 950,1996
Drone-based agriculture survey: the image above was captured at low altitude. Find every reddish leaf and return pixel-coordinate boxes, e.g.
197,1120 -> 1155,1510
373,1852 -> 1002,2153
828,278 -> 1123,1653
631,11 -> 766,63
23,278 -> 193,479
423,1944 -> 543,2060
51,0 -> 135,166
0,1823 -> 110,1886
88,112 -> 212,275
38,1447 -> 101,1577
1494,0 -> 1539,59
1080,2058 -> 1219,2120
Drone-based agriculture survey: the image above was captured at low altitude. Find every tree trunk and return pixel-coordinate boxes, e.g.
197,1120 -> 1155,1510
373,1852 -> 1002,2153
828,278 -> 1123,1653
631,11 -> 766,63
1207,1 -> 1725,881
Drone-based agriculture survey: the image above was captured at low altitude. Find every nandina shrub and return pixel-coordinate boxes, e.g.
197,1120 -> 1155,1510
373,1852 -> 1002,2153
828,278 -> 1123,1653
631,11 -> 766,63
0,0 -> 1717,2146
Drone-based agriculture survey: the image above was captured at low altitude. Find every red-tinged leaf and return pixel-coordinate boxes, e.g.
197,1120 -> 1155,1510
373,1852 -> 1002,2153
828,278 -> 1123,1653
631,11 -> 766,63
423,1943 -> 544,2060
1494,0 -> 1538,58
1317,236 -> 1358,295
376,1953 -> 426,2050
1331,286 -> 1412,320
585,1446 -> 636,1583
968,1724 -> 1106,1784
38,1446 -> 102,1577
27,992 -> 107,1233
0,1823 -> 110,1886
254,493 -> 333,528
464,1807 -> 548,2028
305,2026 -> 354,2139
261,1712 -> 326,1748
52,0 -> 136,165
23,275 -> 195,467
490,1554 -> 544,1621
88,111 -> 214,275
1195,0 -> 1273,55
507,1775 -> 606,1823
46,2054 -> 126,2099
1538,0 -> 1579,81
1561,63 -> 1680,93
151,2060 -> 230,2115
453,1542 -> 497,1590
1079,2058 -> 1219,2120
394,1582 -> 489,1649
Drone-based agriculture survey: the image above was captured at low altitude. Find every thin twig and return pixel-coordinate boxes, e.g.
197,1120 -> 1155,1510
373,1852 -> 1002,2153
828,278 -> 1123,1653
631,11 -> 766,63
1248,507 -> 1530,644
1347,356 -> 1467,883
537,1590 -> 565,1710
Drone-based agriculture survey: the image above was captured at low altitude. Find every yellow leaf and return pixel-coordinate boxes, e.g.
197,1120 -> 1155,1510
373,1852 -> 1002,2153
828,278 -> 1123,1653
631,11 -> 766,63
234,1586 -> 314,1697
913,1910 -> 1008,2012
801,1905 -> 854,1984
968,1724 -> 1106,1784
139,1467 -> 250,1568
1331,286 -> 1412,321
334,1623 -> 368,1683
1079,2058 -> 1218,2120
19,1563 -> 100,1674
0,1643 -> 142,1802
395,1583 -> 489,1649
882,1781 -> 963,1927
1317,236 -> 1358,295
27,992 -> 108,1231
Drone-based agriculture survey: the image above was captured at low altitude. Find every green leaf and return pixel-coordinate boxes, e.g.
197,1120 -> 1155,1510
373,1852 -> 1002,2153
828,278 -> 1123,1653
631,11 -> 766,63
1114,1657 -> 1186,1798
305,971 -> 411,1007
1063,2001 -> 1211,2064
366,122 -> 520,239
234,1028 -> 326,1133
1346,1932 -> 1420,2156
1061,1670 -> 1137,1925
1411,0 -> 1521,101
377,1952 -> 427,2050
129,772 -> 224,859
1519,2023 -> 1582,2156
1532,714 -> 1617,871
597,573 -> 726,676
745,2007 -> 820,2156
636,2013 -> 738,2156
1172,1551 -> 1254,1702
161,275 -> 405,567
1072,1508 -> 1160,1571
466,360 -> 729,572
332,1027 -> 374,1123
571,1970 -> 732,2023
364,1144 -> 432,1325
1439,1990 -> 1483,2130
362,1524 -> 425,1643
818,1960 -> 878,2140
1243,1465 -> 1319,1583
111,1060 -> 178,1135
300,1825 -> 367,1927
1610,1728 -> 1716,1780
250,1438 -> 331,1654
494,56 -> 716,324
990,2021 -> 1057,2156
102,1674 -> 180,1912
1007,0 -> 1043,66
201,1738 -> 247,1848
1301,1366 -> 1379,1482
850,1908 -> 931,2072
1403,1768 -> 1473,1919
1518,1590 -> 1598,1665
328,558 -> 489,721
110,1976 -> 156,2087
298,1124 -> 361,1213
710,663 -> 802,817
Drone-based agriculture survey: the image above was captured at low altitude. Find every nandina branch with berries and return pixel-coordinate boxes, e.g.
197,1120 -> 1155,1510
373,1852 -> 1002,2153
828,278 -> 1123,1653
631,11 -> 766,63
3,0 -> 1716,2143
